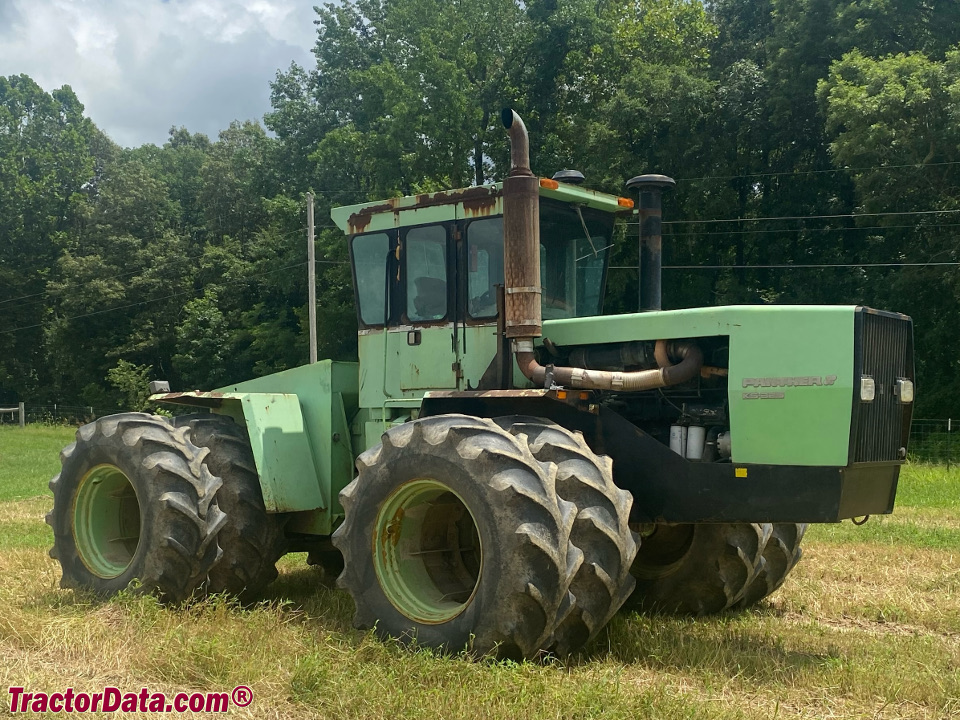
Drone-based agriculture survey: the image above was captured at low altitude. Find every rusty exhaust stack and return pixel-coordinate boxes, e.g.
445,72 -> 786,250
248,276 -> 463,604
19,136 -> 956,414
501,109 -> 703,392
501,108 -> 542,339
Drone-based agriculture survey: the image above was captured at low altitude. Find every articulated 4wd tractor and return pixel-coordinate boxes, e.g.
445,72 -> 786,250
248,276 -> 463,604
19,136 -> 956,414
48,110 -> 915,659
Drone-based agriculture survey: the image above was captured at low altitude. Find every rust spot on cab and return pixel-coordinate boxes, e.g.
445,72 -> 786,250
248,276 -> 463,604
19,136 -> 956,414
346,187 -> 502,233
348,212 -> 371,234
348,201 -> 394,234
461,187 -> 499,217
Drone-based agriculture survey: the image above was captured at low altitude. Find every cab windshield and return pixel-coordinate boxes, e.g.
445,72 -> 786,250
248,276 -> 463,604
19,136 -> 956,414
466,199 -> 614,320
538,199 -> 614,320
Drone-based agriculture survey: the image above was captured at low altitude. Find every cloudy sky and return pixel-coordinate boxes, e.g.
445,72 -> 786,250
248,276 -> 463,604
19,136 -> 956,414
0,0 -> 317,147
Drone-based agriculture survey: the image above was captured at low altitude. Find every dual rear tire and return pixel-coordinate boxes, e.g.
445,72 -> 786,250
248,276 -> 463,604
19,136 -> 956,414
47,414 -> 227,602
48,412 -> 285,604
627,521 -> 806,614
332,414 -> 638,659
332,414 -> 806,657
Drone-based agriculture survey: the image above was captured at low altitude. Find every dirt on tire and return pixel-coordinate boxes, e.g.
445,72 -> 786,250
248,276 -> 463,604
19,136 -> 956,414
627,522 -> 769,615
495,416 -> 638,656
332,414 -> 581,660
735,522 -> 807,609
47,412 -> 226,602
174,414 -> 287,601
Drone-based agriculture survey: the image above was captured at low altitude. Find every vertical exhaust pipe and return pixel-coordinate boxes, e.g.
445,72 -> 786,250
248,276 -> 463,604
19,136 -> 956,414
626,174 -> 676,312
502,110 -> 703,391
500,108 -> 542,340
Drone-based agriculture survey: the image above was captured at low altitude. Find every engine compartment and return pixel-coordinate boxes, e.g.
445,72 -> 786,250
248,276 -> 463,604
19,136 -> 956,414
540,336 -> 733,463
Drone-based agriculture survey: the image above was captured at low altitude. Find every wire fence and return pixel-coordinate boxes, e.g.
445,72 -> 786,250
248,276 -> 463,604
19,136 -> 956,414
908,419 -> 960,466
0,404 -> 97,426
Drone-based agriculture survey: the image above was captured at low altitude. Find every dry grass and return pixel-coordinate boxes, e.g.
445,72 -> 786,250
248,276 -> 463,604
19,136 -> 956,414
1,427 -> 959,718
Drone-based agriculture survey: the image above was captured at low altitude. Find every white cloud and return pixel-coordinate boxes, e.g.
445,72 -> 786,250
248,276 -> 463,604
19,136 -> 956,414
0,0 -> 316,147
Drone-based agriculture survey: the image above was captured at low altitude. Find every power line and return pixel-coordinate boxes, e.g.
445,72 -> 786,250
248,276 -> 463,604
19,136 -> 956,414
3,252 -> 348,317
611,261 -> 960,270
662,221 -> 960,238
675,159 -> 960,183
0,267 -> 146,307
0,225 -> 334,313
635,208 -> 960,226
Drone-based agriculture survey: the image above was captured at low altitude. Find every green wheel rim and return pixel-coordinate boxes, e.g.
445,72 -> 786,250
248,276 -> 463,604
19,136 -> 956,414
373,478 -> 483,624
73,464 -> 142,578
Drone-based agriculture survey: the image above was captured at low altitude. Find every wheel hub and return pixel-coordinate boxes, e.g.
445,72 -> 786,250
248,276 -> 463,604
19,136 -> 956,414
373,479 -> 482,624
72,464 -> 142,578
631,523 -> 695,580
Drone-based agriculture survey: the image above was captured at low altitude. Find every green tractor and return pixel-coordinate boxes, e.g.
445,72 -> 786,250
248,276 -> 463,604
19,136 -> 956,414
48,110 -> 915,659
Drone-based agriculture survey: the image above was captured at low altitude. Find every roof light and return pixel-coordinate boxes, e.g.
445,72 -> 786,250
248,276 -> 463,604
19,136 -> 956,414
539,178 -> 560,190
617,197 -> 635,208
552,169 -> 585,185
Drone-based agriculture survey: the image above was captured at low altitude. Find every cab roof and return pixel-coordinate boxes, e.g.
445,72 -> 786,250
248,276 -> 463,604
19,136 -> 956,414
330,180 -> 630,235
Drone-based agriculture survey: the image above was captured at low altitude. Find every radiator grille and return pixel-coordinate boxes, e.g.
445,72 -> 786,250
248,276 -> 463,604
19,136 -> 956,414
852,309 -> 914,463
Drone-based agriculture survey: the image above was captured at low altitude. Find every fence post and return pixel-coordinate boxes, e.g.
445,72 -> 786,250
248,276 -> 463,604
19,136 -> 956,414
18,402 -> 24,429
949,419 -> 953,470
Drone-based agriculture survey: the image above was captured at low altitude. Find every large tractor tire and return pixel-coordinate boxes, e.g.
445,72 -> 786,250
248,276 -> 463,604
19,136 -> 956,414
46,413 -> 226,603
495,416 -> 637,656
174,414 -> 287,601
627,522 -> 769,615
735,522 -> 807,609
332,414 -> 581,660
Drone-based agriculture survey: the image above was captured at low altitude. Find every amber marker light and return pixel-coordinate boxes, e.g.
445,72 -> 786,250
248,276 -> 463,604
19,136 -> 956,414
539,178 -> 560,190
617,197 -> 635,208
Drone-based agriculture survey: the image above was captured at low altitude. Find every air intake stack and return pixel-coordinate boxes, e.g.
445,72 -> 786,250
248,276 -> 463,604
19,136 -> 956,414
626,174 -> 676,312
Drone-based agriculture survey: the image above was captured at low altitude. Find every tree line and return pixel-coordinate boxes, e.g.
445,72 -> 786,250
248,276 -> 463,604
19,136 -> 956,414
1,0 -> 959,416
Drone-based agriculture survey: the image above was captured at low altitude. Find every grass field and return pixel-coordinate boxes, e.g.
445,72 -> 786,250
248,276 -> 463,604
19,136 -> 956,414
1,424 -> 958,719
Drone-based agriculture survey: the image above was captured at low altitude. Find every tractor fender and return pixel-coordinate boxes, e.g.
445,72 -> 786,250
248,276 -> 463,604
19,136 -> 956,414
151,390 -> 324,514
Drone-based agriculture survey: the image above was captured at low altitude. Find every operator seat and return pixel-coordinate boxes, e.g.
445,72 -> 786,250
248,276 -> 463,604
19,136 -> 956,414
412,276 -> 447,320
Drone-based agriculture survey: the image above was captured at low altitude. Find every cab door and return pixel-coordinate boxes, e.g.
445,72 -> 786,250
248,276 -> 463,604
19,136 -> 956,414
384,223 -> 459,392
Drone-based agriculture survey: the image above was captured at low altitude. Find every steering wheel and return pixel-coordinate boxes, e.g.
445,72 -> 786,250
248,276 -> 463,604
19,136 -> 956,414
470,289 -> 496,317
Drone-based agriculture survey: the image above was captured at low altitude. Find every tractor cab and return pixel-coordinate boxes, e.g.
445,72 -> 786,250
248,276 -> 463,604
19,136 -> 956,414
331,181 -> 631,402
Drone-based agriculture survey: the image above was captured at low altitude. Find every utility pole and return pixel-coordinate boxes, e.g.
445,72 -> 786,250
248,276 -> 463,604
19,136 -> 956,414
307,192 -> 317,364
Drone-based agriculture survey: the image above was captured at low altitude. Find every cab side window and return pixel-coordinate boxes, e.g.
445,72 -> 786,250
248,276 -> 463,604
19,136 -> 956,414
351,232 -> 391,326
406,225 -> 448,322
466,217 -> 504,319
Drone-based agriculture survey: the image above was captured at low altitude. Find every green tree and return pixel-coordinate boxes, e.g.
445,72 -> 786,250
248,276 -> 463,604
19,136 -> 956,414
106,359 -> 153,412
820,46 -> 960,415
0,76 -> 98,403
269,0 -> 526,200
